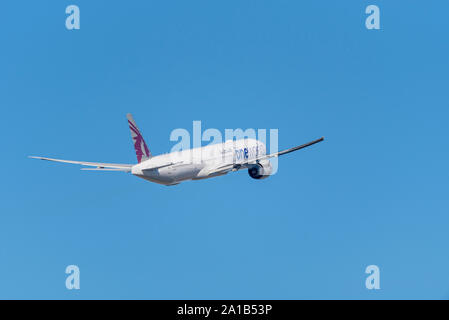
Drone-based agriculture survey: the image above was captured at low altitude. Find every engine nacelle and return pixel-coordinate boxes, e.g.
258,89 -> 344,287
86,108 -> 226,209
248,160 -> 273,180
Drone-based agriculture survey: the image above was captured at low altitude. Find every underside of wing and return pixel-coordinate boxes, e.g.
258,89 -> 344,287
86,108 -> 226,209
204,162 -> 254,177
205,164 -> 236,176
29,156 -> 133,172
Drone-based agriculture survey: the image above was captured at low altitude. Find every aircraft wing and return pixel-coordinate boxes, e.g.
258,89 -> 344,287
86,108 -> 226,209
29,156 -> 133,172
256,137 -> 324,161
205,137 -> 324,176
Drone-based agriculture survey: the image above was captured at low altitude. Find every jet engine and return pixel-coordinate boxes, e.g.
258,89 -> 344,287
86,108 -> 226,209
248,160 -> 273,180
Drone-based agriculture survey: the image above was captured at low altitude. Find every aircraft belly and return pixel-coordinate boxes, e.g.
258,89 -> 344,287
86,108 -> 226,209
171,164 -> 201,181
147,163 -> 200,184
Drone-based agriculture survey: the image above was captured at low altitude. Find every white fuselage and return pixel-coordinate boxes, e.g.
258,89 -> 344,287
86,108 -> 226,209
131,138 -> 267,185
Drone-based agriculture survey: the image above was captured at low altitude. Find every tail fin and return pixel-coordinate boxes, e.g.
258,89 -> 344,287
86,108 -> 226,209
127,113 -> 151,163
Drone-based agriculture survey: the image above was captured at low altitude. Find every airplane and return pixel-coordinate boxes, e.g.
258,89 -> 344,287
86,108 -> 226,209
29,114 -> 324,186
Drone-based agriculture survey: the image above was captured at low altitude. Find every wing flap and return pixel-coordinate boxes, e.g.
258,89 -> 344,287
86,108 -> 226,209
81,168 -> 131,172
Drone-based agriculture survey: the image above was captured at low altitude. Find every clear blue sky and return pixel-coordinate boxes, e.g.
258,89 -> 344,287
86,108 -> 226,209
1,1 -> 448,299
